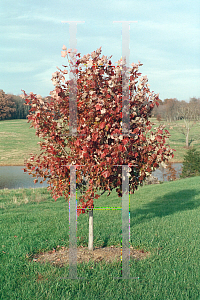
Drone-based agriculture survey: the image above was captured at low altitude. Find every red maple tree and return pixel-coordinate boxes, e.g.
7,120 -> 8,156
21,46 -> 175,217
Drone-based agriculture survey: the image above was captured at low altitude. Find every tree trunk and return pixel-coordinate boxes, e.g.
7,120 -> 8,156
186,128 -> 189,148
88,208 -> 93,251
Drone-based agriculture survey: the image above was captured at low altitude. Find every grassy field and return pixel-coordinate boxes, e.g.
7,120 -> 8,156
1,176 -> 200,299
0,119 -> 42,166
0,118 -> 200,165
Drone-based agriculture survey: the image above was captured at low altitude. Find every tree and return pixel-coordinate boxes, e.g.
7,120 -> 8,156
151,99 -> 163,119
156,114 -> 162,122
189,97 -> 200,121
173,100 -> 200,148
0,90 -> 16,120
22,46 -> 175,251
6,93 -> 31,120
162,98 -> 181,122
180,147 -> 200,178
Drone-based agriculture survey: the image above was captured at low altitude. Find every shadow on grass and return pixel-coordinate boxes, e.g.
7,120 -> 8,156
101,235 -> 111,248
130,188 -> 200,227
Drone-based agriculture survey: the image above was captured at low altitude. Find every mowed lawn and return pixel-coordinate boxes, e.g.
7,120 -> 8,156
1,176 -> 200,299
1,118 -> 200,165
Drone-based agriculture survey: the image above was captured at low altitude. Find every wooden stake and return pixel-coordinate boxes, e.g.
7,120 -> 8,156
88,208 -> 93,251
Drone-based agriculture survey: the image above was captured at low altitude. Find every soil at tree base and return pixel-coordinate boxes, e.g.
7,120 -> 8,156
30,245 -> 152,268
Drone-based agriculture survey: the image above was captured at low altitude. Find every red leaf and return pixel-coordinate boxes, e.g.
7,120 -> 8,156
95,104 -> 101,111
118,144 -> 123,151
102,171 -> 110,178
101,151 -> 106,158
92,133 -> 98,141
100,122 -> 105,129
122,138 -> 129,145
135,152 -> 138,158
155,135 -> 162,142
133,128 -> 139,134
75,139 -> 81,146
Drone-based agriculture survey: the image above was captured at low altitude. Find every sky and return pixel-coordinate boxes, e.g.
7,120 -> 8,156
1,0 -> 200,102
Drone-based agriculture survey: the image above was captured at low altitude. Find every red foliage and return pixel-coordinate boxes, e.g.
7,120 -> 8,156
21,46 -> 175,216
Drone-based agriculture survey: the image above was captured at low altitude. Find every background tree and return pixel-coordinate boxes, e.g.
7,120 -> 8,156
7,94 -> 31,119
180,147 -> 200,178
188,97 -> 200,121
156,114 -> 162,122
22,46 -> 175,251
173,100 -> 200,148
0,90 -> 16,120
162,98 -> 180,122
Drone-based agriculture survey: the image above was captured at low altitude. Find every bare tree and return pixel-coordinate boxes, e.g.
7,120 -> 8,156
173,99 -> 200,148
163,98 -> 182,122
189,97 -> 200,121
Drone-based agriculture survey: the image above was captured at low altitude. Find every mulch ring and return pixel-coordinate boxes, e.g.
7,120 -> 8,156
30,245 -> 151,268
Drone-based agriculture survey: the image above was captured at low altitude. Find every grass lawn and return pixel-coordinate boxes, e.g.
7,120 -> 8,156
1,118 -> 200,166
1,176 -> 200,299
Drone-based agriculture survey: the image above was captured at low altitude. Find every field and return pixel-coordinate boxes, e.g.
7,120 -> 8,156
0,118 -> 200,165
0,119 -> 42,166
1,176 -> 200,299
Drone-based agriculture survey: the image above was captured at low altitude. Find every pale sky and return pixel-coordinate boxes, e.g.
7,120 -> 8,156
1,0 -> 200,102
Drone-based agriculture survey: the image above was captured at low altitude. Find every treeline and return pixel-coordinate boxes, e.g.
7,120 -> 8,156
0,90 -> 32,120
0,89 -> 200,122
151,97 -> 200,122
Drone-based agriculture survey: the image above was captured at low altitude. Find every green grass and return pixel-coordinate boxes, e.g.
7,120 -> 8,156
1,177 -> 200,299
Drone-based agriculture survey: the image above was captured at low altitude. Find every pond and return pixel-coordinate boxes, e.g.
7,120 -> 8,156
0,163 -> 183,190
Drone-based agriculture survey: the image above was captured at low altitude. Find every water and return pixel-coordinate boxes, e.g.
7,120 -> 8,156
0,166 -> 49,190
0,163 -> 183,190
152,163 -> 183,182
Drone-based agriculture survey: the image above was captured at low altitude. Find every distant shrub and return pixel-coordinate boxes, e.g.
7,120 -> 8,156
180,147 -> 200,179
